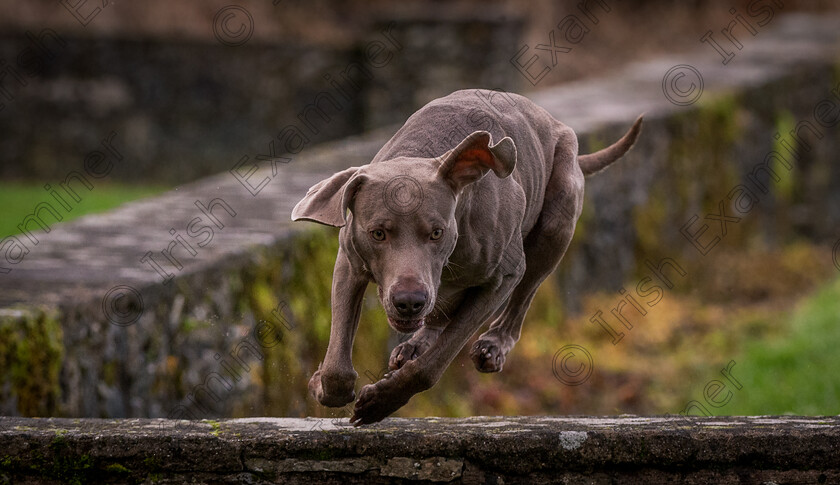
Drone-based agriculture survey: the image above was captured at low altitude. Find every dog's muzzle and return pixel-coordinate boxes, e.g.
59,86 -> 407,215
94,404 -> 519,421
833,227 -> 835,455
379,285 -> 429,333
387,316 -> 425,334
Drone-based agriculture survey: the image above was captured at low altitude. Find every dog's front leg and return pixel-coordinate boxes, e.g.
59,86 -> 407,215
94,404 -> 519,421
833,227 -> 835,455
351,271 -> 522,425
309,247 -> 368,407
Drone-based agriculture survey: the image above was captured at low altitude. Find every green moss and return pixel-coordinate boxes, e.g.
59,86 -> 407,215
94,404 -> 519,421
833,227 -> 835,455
300,448 -> 336,461
42,436 -> 93,485
583,132 -> 608,154
279,227 -> 382,415
103,463 -> 131,473
0,436 -> 166,483
285,227 -> 341,347
142,455 -> 163,482
243,241 -> 304,415
251,281 -> 278,320
181,317 -> 211,333
633,93 -> 743,268
205,419 -> 221,437
772,110 -> 797,201
0,308 -> 64,416
239,226 -> 395,417
101,362 -> 118,387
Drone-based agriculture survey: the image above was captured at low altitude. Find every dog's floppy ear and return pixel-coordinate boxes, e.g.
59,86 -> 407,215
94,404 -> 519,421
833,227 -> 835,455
291,166 -> 365,227
437,131 -> 517,192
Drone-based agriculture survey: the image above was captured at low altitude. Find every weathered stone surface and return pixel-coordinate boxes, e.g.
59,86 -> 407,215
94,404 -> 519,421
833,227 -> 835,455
0,416 -> 838,484
381,456 -> 463,481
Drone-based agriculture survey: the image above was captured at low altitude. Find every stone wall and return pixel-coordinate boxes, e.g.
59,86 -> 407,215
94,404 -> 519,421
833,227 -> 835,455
1,416 -> 838,484
0,34 -> 355,184
362,15 -> 526,129
0,14 -> 524,184
558,70 -> 840,310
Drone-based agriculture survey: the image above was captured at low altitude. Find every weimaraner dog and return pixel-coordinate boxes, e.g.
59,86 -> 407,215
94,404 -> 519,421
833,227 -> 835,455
292,89 -> 642,424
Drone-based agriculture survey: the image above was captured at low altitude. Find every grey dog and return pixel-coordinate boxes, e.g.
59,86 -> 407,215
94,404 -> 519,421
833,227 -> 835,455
292,89 -> 642,424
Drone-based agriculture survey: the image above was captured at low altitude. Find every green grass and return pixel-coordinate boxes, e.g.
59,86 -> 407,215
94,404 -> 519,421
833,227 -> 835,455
0,182 -> 165,238
723,275 -> 840,415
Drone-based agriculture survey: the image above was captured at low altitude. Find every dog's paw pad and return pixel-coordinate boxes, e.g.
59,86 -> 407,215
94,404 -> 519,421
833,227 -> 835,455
470,338 -> 508,373
389,340 -> 427,370
309,368 -> 356,407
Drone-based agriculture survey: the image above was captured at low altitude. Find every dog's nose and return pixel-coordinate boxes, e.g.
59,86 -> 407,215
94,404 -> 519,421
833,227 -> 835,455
391,290 -> 427,317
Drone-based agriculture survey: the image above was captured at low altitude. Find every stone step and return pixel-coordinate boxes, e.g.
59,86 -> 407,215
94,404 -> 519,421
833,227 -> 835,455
1,415 -> 838,483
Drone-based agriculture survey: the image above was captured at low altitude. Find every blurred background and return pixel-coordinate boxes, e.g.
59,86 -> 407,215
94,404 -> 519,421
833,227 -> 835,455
1,0 -> 839,420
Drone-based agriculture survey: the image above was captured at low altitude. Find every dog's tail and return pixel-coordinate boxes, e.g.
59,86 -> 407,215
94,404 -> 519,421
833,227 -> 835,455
578,115 -> 643,176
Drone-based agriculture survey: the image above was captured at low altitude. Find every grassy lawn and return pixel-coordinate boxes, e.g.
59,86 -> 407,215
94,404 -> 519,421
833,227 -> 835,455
724,275 -> 840,415
0,182 -> 166,238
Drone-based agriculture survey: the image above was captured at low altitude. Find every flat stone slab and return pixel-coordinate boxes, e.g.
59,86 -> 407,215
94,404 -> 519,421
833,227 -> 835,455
1,415 -> 838,483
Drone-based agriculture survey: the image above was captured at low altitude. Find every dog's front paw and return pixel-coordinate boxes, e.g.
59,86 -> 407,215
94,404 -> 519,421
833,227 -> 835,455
470,336 -> 511,373
388,327 -> 442,370
309,365 -> 357,407
350,379 -> 410,426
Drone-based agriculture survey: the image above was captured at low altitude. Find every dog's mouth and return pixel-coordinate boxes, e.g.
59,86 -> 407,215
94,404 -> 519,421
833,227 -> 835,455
387,316 -> 424,333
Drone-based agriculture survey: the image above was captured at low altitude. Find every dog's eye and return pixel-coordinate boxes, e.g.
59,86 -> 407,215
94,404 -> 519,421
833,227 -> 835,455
370,229 -> 386,241
430,229 -> 443,240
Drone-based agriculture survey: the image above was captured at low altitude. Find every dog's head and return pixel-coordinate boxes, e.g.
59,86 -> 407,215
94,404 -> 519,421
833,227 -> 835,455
292,131 -> 516,333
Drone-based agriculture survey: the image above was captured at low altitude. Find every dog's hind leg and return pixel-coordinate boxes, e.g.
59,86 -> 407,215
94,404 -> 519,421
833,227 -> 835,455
470,133 -> 584,372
